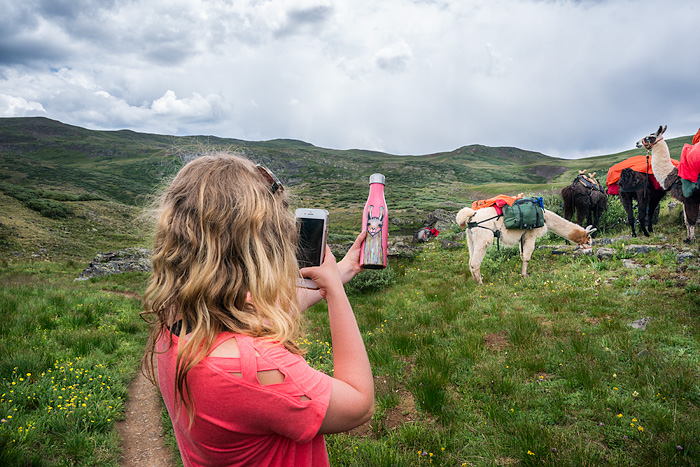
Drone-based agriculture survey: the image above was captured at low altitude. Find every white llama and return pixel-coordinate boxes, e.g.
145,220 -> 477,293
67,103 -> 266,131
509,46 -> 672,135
456,206 -> 595,284
636,125 -> 700,242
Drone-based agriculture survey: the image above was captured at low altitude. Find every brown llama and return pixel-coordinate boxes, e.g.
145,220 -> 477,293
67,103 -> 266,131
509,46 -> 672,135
561,172 -> 607,231
637,125 -> 700,242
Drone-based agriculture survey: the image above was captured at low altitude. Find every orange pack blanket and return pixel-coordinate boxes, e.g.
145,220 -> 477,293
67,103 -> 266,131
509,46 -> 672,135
472,194 -> 523,214
606,155 -> 679,187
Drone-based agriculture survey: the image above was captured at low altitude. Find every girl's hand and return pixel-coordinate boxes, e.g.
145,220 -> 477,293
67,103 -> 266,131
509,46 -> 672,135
299,246 -> 343,299
337,231 -> 367,284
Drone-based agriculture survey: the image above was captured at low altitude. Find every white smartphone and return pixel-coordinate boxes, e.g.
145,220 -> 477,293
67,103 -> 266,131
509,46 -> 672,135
295,208 -> 329,289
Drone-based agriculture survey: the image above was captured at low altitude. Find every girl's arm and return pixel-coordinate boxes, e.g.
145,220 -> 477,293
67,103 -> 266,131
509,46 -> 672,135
299,245 -> 374,433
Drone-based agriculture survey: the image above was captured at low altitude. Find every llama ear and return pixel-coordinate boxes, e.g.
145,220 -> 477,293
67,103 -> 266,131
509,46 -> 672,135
379,206 -> 384,220
585,225 -> 597,234
658,125 -> 667,136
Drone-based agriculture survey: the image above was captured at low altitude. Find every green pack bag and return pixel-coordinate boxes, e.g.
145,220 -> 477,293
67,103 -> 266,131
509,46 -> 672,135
681,178 -> 700,198
503,197 -> 545,230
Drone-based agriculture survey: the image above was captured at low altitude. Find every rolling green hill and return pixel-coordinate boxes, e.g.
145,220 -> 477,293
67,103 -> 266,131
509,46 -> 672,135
0,117 -> 694,259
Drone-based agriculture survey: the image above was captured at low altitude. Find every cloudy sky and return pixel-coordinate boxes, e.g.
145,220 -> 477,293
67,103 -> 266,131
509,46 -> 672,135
1,0 -> 699,158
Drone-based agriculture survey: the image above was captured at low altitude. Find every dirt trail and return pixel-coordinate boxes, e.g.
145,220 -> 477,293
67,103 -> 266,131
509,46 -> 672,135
101,288 -> 175,466
116,370 -> 175,467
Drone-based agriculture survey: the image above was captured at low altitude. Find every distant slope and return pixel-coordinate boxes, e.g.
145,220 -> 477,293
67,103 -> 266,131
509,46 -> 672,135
0,117 -> 568,203
0,117 -> 695,259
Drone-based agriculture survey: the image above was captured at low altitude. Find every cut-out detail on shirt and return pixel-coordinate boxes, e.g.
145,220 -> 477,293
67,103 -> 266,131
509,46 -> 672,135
256,369 -> 285,386
209,333 -> 313,400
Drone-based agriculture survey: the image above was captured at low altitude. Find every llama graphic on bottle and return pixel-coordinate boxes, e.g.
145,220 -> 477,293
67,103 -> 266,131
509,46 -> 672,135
361,173 -> 388,269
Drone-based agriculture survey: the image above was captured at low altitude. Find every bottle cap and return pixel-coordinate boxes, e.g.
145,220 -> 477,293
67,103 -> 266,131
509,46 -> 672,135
369,173 -> 385,185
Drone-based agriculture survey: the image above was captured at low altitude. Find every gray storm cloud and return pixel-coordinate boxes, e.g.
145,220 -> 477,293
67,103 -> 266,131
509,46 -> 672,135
1,0 -> 700,158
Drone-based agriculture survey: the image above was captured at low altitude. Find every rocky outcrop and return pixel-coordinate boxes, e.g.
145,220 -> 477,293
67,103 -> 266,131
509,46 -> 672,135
424,209 -> 458,233
75,247 -> 152,281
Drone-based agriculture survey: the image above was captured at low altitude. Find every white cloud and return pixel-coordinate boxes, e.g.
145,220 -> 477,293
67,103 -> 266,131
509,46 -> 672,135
151,90 -> 220,117
0,94 -> 46,116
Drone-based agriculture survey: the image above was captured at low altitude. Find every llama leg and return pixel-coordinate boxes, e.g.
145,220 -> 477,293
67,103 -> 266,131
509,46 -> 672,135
576,204 -> 586,227
646,201 -> 654,234
647,197 -> 661,234
621,195 -> 636,237
519,233 -> 537,277
563,197 -> 573,222
466,228 -> 475,253
682,202 -> 698,243
638,197 -> 650,237
468,230 -> 493,285
583,205 -> 591,229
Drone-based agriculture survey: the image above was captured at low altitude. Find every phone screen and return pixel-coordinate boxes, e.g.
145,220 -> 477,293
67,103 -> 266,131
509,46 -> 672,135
297,217 -> 325,268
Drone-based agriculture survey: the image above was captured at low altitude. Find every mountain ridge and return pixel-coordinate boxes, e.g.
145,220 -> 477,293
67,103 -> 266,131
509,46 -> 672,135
0,116 -> 695,260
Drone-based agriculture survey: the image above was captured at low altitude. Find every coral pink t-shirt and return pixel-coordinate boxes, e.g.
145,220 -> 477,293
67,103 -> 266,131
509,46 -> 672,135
157,330 -> 333,467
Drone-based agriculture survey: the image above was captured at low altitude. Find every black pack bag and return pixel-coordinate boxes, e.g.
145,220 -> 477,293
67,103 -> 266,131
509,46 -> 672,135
502,197 -> 545,230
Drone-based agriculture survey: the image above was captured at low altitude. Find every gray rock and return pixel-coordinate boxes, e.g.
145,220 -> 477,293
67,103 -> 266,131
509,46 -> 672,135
426,209 -> 457,233
622,259 -> 639,269
389,217 -> 412,226
387,237 -> 421,258
75,247 -> 152,281
594,235 -> 632,246
627,317 -> 652,331
440,239 -> 462,250
596,247 -> 616,260
624,244 -> 662,254
574,246 -> 594,256
677,252 -> 695,264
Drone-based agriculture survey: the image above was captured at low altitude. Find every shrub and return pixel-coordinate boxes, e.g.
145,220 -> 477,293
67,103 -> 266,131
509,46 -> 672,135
597,195 -> 628,233
24,198 -> 73,218
345,267 -> 397,294
0,183 -> 36,202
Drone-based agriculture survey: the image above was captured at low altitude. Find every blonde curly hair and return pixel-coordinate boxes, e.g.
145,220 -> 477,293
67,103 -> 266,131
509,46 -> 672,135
141,152 -> 301,425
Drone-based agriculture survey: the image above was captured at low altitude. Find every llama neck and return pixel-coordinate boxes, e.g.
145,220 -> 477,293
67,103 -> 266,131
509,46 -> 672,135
650,140 -> 676,189
543,209 -> 589,244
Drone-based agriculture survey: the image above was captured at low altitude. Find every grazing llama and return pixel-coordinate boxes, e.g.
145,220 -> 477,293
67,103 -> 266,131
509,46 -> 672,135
456,206 -> 595,284
637,125 -> 700,242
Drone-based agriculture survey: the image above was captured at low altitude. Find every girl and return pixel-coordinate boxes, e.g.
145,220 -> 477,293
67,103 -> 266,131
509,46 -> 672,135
142,153 -> 373,466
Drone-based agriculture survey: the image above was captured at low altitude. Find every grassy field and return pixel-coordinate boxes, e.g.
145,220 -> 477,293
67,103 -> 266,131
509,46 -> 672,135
302,201 -> 700,466
1,117 -> 698,465
0,263 -> 148,466
1,196 -> 698,466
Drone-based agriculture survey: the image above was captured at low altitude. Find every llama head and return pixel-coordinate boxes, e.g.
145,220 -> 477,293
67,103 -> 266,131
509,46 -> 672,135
456,207 -> 476,229
366,205 -> 384,237
636,125 -> 667,150
577,225 -> 597,249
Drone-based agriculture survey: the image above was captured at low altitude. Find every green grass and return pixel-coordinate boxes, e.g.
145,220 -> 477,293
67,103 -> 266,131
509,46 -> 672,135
1,117 -> 699,465
300,206 -> 700,467
1,203 -> 698,466
0,262 -> 149,467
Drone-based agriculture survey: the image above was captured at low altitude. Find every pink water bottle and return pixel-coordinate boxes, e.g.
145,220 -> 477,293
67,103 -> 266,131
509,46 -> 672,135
360,173 -> 388,269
